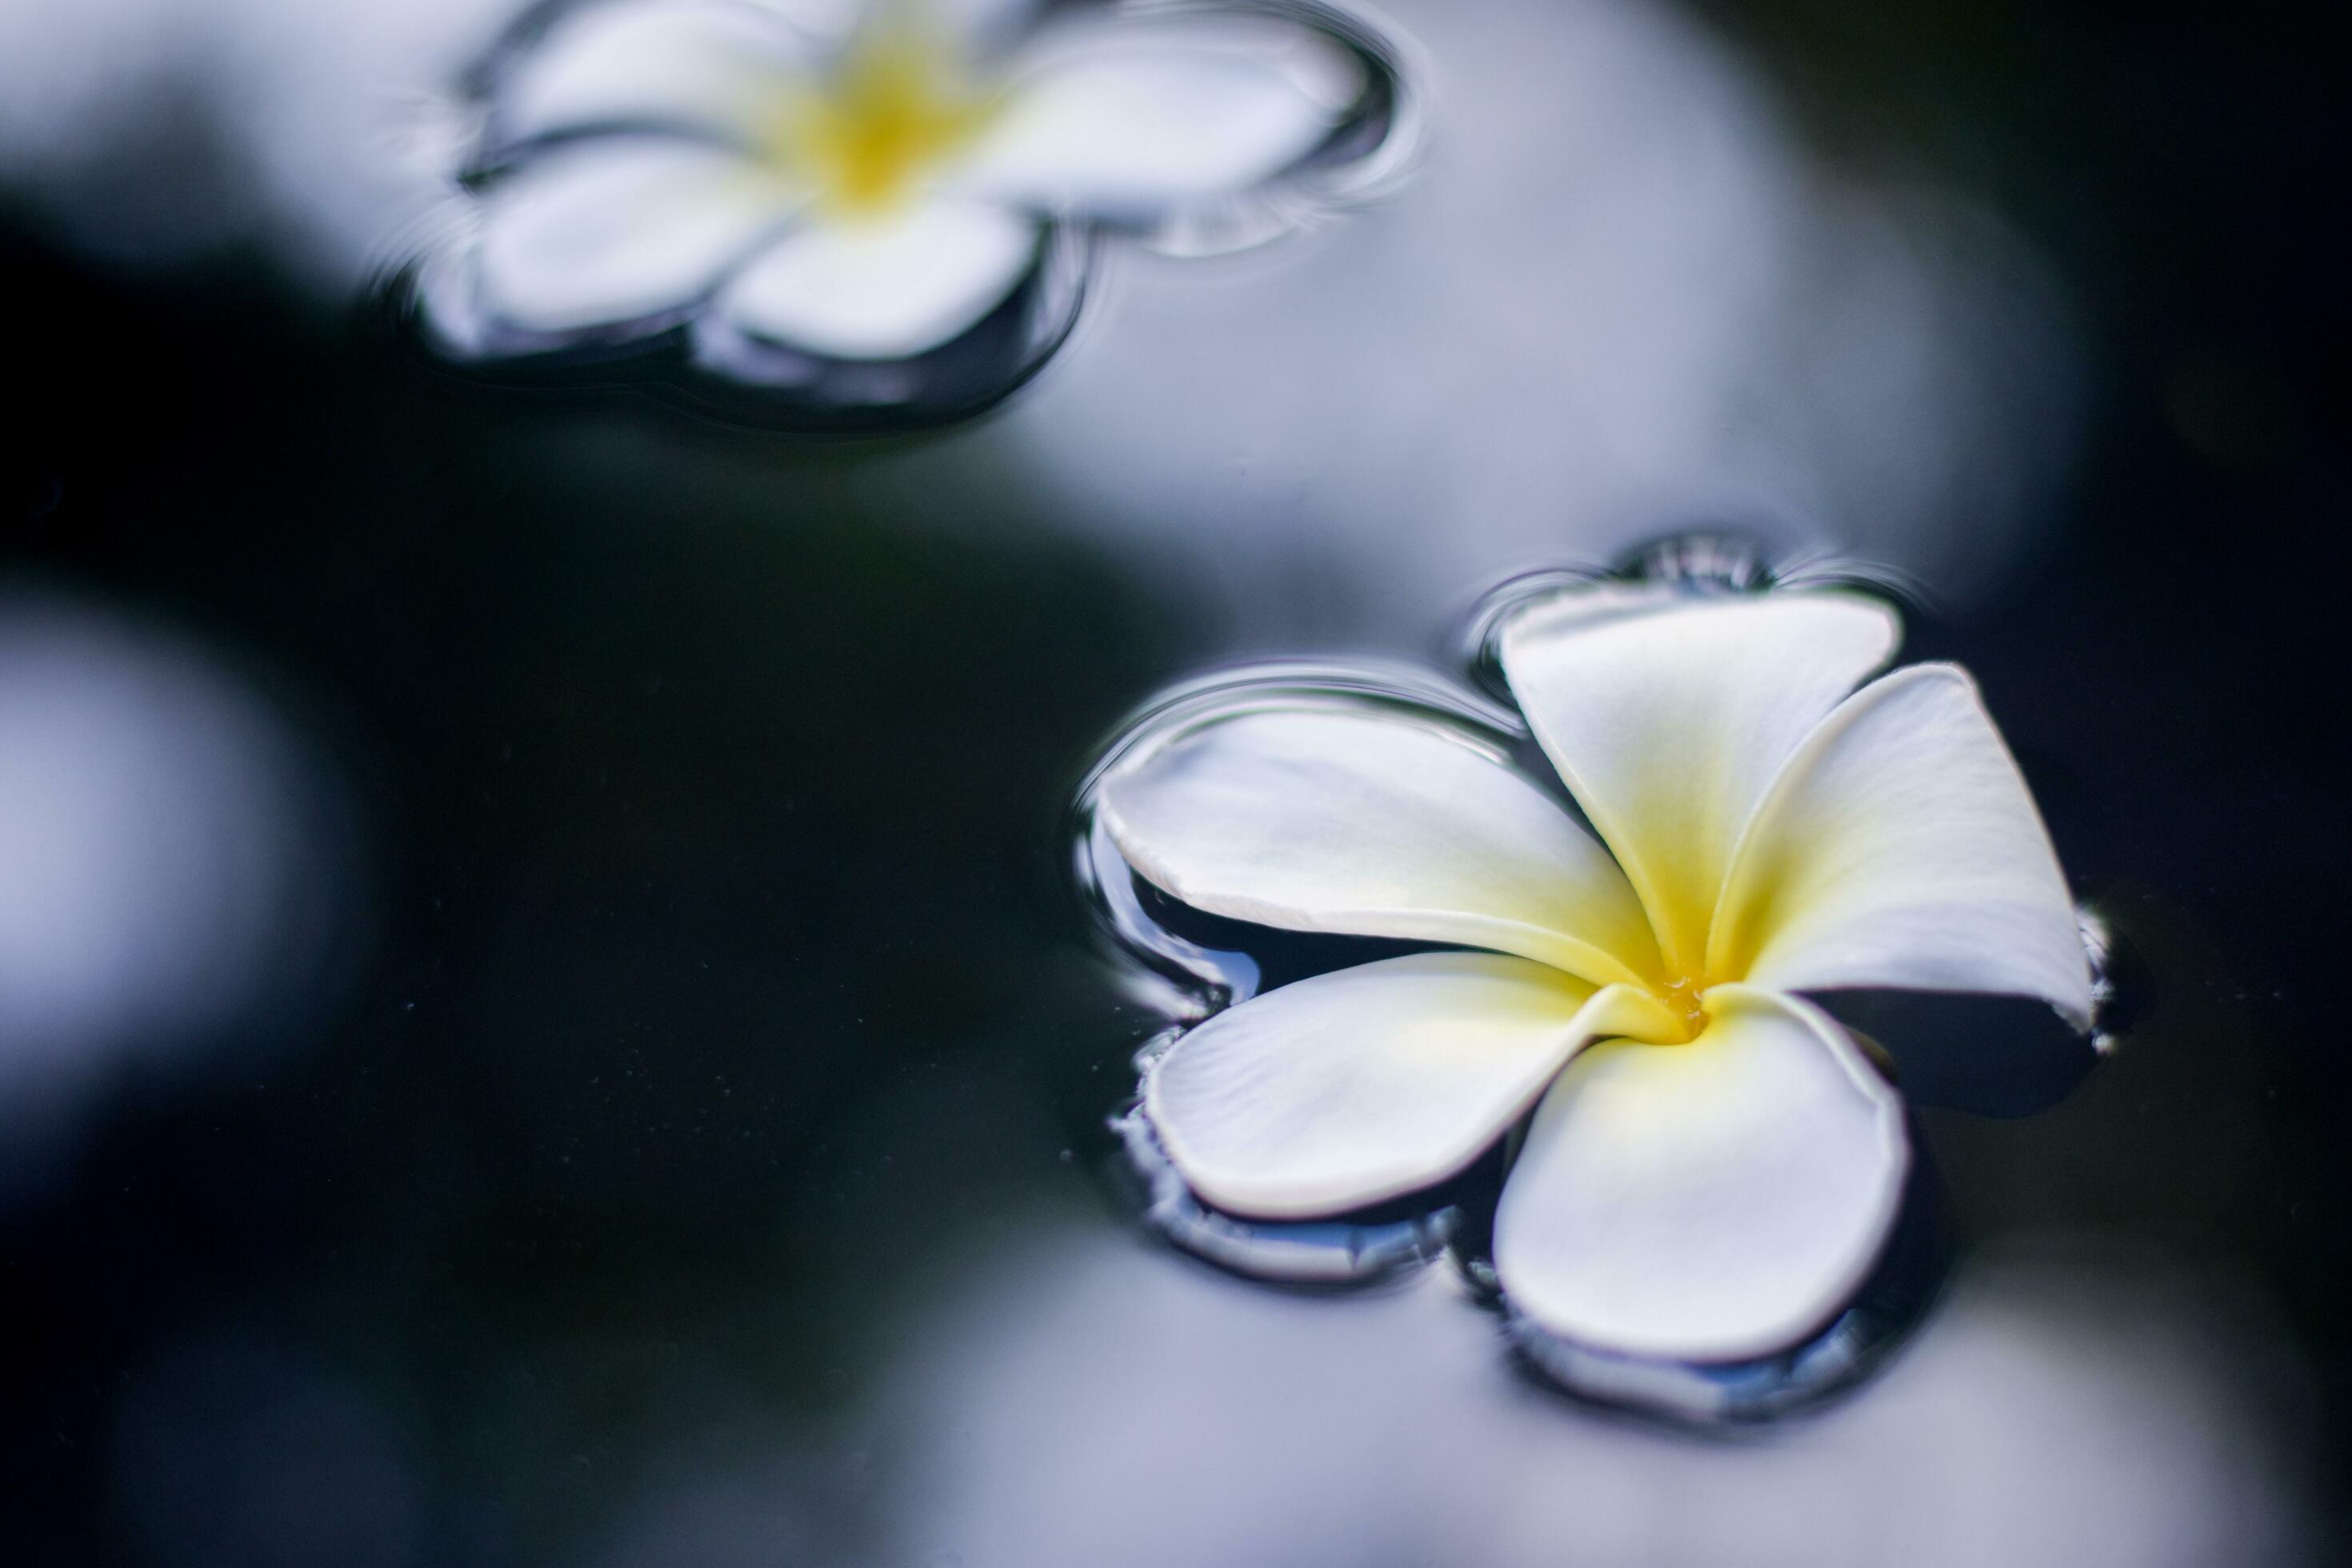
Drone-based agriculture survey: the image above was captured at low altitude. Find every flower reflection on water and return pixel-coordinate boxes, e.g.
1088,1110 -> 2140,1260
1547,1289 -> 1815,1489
1074,546 -> 2110,1418
401,0 -> 1420,427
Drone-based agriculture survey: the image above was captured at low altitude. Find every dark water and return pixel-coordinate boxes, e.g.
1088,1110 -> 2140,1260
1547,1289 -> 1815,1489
4,0 -> 2346,1563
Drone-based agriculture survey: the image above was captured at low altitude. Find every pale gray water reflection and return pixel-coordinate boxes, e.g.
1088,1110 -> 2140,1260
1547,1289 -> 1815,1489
0,590 -> 362,1203
0,0 -> 492,277
5,0 -> 2074,640
877,0 -> 2080,646
834,1222 -> 2320,1568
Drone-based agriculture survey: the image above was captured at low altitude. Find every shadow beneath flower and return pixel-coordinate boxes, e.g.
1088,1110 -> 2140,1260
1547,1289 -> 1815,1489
1819,992 -> 2098,1118
1816,906 -> 2150,1118
1109,1093 -> 1471,1288
382,222 -> 1094,435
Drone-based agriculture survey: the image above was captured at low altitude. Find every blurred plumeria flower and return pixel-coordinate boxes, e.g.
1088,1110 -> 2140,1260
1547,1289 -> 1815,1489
410,0 -> 1414,424
1094,582 -> 2094,1366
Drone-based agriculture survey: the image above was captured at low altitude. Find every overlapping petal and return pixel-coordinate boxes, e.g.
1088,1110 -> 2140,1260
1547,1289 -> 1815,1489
1710,663 -> 2095,1026
474,139 -> 806,334
486,0 -> 824,152
950,11 -> 1366,218
713,197 -> 1040,358
1098,706 -> 1666,990
1493,986 -> 1908,1362
1146,952 -> 1679,1218
1497,588 -> 1900,978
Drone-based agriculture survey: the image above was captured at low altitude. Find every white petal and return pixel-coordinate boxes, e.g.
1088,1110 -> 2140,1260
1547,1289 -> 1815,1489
1710,663 -> 2094,1026
1494,986 -> 1908,1362
950,13 -> 1366,217
477,140 -> 805,334
1149,952 -> 1674,1218
712,198 -> 1038,358
490,0 -> 819,148
1098,706 -> 1666,990
1497,586 -> 1899,978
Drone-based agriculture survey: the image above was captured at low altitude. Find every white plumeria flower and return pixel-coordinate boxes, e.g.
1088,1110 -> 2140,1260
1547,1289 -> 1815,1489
418,0 -> 1406,415
1096,583 -> 2094,1363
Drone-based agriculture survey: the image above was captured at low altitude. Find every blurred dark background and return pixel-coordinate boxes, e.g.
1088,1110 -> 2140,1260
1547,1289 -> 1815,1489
3,0 -> 2345,1563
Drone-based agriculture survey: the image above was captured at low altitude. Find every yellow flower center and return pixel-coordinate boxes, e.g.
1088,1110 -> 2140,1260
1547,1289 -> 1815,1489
1658,975 -> 1710,1043
770,16 -> 1003,218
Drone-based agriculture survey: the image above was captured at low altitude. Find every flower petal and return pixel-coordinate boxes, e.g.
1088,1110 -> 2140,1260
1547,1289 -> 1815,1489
1494,985 -> 1908,1362
1710,663 -> 2094,1026
710,197 -> 1039,360
1148,952 -> 1675,1218
949,11 -> 1366,218
487,0 -> 821,151
476,139 -> 806,334
1497,587 -> 1900,978
1098,706 -> 1666,990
